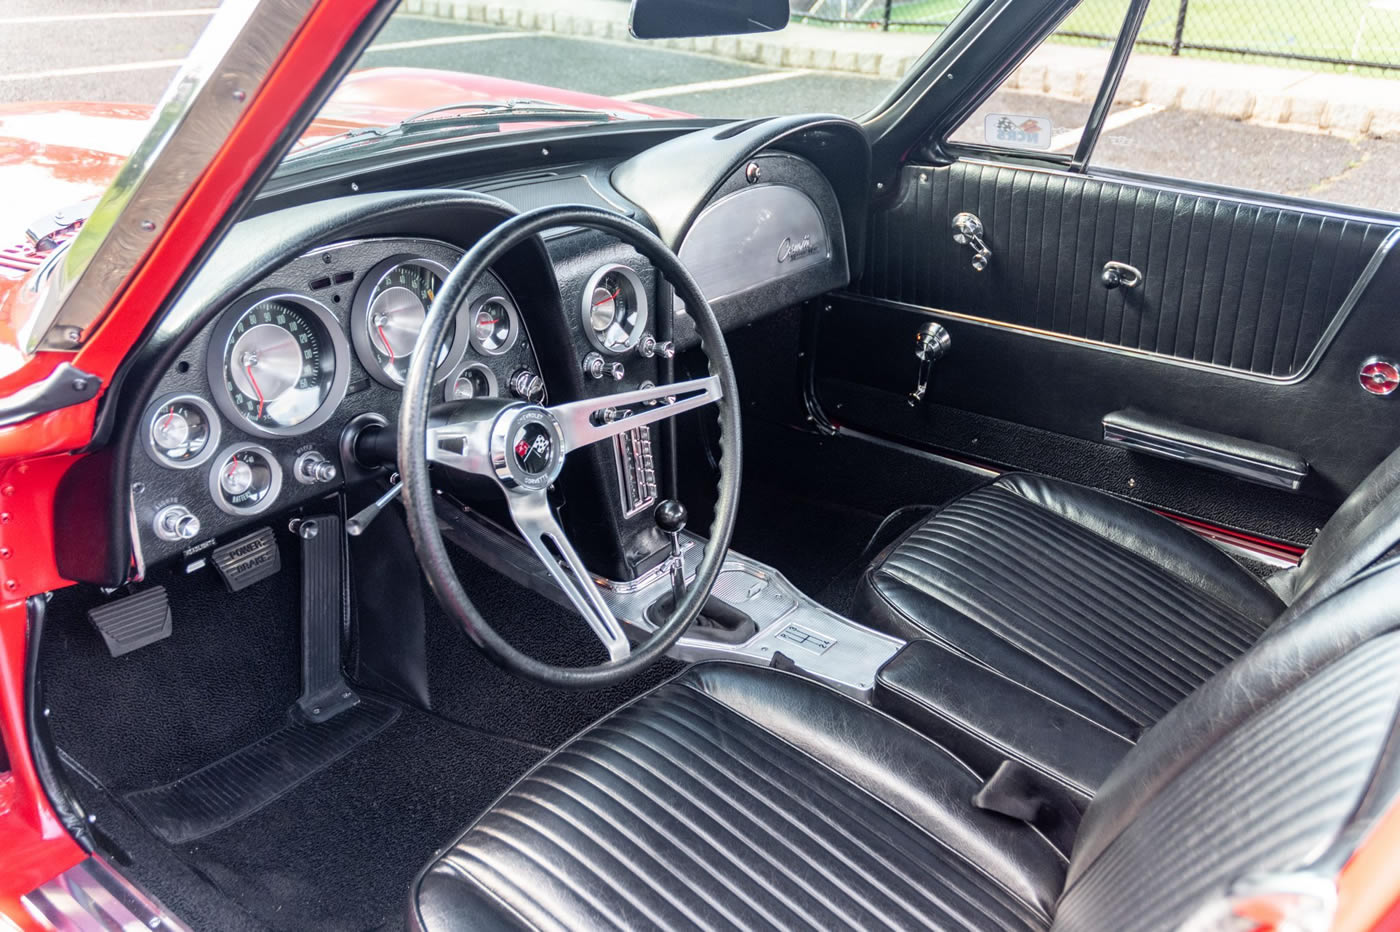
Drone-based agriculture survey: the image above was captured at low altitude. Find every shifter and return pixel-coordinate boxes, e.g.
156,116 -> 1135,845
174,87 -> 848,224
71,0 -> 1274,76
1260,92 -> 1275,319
654,499 -> 688,605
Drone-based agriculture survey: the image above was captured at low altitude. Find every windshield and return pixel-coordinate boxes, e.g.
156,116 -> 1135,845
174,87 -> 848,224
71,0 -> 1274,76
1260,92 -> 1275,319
292,1 -> 966,155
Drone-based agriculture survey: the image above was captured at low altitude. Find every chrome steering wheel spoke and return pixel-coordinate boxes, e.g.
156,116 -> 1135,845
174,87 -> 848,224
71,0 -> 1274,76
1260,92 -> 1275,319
506,489 -> 631,662
551,375 -> 722,453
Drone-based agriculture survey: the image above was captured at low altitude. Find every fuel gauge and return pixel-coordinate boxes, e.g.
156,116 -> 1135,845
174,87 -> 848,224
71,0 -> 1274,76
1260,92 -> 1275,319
144,394 -> 220,469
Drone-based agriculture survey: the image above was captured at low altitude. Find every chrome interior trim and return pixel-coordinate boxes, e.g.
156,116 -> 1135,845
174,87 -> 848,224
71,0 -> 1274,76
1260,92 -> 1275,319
1103,421 -> 1307,492
1184,525 -> 1301,571
844,215 -> 1395,391
23,0 -> 318,356
21,856 -> 190,932
601,531 -> 905,700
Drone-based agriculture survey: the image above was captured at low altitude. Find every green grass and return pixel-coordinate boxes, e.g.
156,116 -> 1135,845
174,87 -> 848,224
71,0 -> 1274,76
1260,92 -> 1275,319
797,0 -> 1400,76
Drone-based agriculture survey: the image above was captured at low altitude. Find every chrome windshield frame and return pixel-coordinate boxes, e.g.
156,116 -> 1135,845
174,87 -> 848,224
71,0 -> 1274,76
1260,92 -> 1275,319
18,0 -> 321,356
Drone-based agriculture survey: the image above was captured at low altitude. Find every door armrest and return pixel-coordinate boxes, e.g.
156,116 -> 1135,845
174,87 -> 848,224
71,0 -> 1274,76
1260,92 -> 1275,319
1103,408 -> 1308,491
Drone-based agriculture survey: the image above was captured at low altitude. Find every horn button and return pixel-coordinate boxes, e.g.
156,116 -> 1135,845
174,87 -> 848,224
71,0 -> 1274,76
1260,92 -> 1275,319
491,407 -> 565,491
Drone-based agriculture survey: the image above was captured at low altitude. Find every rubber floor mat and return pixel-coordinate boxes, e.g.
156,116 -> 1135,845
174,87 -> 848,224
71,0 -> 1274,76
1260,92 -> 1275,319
124,696 -> 399,844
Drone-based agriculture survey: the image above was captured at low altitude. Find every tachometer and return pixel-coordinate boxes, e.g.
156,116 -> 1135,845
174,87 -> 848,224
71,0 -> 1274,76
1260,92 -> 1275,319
350,256 -> 463,388
582,264 -> 648,353
207,292 -> 351,438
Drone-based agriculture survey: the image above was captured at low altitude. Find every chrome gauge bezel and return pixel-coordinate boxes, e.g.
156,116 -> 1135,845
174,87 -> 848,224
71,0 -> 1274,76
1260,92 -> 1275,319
142,392 -> 221,470
581,263 -> 649,354
349,255 -> 465,389
208,443 -> 284,516
467,294 -> 521,357
444,362 -> 499,402
206,290 -> 351,439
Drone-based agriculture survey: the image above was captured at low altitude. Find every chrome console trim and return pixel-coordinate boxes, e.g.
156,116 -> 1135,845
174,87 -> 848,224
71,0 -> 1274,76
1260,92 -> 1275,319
600,532 -> 905,700
22,0 -> 319,357
21,856 -> 190,932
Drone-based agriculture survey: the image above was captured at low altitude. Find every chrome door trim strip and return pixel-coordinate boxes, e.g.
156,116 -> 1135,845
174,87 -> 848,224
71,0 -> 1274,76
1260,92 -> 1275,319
1102,421 -> 1307,491
843,221 -> 1399,387
22,0 -> 319,356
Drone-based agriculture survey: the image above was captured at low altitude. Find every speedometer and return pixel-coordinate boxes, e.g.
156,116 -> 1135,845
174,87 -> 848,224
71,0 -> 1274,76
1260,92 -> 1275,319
350,256 -> 464,388
207,292 -> 351,438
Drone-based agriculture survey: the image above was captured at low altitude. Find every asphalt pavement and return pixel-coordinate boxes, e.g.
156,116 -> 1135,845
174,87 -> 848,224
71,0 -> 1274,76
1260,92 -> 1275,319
2,3 -> 1397,211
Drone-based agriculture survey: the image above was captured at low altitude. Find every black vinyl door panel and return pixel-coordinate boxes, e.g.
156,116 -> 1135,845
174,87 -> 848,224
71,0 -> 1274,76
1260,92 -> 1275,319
816,160 -> 1400,524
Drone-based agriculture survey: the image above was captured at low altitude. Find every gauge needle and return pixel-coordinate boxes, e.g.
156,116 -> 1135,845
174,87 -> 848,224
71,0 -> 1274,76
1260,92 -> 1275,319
245,364 -> 266,420
377,324 -> 396,365
163,405 -> 175,429
592,288 -> 620,307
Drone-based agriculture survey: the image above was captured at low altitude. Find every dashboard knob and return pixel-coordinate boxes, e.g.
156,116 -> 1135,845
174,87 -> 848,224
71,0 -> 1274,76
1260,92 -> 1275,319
153,504 -> 201,543
294,451 -> 338,485
608,361 -> 626,381
582,352 -> 607,380
638,334 -> 657,358
655,340 -> 676,360
510,368 -> 546,403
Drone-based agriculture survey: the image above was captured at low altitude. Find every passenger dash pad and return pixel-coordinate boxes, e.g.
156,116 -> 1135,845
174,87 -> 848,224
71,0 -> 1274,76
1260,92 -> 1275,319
123,696 -> 399,845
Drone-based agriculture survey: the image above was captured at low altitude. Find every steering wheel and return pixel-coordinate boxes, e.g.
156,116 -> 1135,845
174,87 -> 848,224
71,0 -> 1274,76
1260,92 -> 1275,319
397,205 -> 741,688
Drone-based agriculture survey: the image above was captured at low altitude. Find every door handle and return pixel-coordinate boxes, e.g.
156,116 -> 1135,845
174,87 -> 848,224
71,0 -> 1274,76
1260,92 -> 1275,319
1102,261 -> 1142,290
952,212 -> 992,272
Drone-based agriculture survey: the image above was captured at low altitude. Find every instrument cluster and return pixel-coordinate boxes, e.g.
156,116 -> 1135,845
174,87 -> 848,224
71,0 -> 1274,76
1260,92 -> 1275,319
131,236 -> 544,562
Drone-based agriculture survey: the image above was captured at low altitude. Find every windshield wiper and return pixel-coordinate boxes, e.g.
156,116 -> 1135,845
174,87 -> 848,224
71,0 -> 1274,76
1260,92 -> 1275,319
287,98 -> 629,161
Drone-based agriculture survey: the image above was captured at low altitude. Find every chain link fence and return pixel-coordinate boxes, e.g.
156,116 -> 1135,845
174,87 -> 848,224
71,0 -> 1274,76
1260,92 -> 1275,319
790,0 -> 1400,73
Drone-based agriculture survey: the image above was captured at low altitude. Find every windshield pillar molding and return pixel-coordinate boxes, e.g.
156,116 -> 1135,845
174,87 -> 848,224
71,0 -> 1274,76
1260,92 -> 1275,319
21,0 -> 320,355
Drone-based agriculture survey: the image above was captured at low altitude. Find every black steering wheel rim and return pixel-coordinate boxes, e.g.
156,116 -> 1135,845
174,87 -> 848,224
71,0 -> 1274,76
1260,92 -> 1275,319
397,205 -> 742,689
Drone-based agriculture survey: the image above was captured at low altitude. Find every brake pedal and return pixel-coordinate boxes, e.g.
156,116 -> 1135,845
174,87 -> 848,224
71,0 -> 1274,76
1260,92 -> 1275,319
87,587 -> 172,657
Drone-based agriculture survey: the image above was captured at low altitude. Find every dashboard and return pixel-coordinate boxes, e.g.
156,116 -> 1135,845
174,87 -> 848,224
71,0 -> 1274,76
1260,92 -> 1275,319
56,113 -> 872,586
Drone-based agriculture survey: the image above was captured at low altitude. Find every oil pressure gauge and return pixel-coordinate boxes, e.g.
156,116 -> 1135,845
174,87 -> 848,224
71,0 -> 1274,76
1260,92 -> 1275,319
209,444 -> 283,516
143,393 -> 220,469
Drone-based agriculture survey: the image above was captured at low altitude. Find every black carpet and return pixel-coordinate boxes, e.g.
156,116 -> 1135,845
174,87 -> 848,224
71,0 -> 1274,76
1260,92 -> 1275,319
425,545 -> 687,748
40,515 -> 686,932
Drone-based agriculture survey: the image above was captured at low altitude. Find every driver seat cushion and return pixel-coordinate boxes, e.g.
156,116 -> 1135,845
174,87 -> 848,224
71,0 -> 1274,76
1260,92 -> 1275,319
853,473 -> 1282,740
411,663 -> 1065,932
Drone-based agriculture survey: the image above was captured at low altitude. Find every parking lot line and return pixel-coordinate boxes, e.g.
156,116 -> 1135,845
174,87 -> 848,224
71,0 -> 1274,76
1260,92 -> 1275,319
0,59 -> 186,83
617,70 -> 812,101
0,9 -> 216,27
1050,103 -> 1162,151
366,34 -> 532,53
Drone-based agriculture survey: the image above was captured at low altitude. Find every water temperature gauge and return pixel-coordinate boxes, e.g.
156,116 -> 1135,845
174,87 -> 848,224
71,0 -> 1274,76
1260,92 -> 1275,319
144,394 -> 220,469
209,445 -> 283,516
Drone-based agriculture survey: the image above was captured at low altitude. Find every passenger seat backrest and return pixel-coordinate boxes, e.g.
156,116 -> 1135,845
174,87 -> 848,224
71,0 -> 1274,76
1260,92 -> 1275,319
1273,444 -> 1400,609
1054,561 -> 1400,931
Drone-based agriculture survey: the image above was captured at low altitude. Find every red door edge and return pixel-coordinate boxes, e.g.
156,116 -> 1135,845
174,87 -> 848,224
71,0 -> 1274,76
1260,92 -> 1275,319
0,0 -> 388,922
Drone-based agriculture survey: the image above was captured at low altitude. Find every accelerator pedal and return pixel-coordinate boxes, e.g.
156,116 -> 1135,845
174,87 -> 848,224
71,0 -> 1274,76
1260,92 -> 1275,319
295,514 -> 358,723
87,587 -> 171,657
124,695 -> 399,844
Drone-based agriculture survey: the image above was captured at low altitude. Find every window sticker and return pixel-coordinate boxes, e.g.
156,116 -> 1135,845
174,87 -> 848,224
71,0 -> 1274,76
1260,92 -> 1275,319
985,114 -> 1053,150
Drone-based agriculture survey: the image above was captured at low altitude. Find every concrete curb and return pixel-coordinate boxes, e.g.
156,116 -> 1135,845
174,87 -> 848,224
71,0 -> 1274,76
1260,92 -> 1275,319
401,0 -> 1400,138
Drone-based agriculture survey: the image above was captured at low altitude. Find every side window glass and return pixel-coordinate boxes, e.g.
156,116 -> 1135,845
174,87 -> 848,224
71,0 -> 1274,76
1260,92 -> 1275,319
1088,0 -> 1400,213
947,1 -> 1131,155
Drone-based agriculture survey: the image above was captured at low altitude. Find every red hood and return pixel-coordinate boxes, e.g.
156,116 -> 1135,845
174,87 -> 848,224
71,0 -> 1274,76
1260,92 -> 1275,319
0,68 -> 686,266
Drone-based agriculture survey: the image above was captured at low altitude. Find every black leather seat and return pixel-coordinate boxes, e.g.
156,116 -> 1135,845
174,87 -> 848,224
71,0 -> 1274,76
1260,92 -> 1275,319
413,562 -> 1400,931
853,449 -> 1400,741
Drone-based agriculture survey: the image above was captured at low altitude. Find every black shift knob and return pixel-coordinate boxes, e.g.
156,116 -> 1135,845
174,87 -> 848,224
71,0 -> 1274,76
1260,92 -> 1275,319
654,499 -> 687,535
